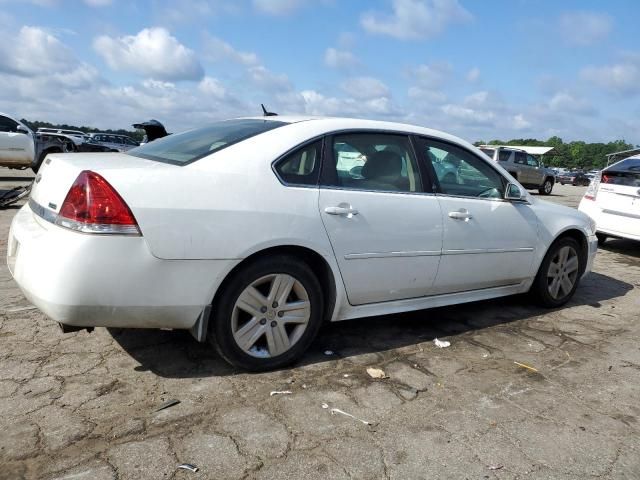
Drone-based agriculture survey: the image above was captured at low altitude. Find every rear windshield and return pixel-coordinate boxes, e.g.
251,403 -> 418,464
127,119 -> 286,165
603,157 -> 640,186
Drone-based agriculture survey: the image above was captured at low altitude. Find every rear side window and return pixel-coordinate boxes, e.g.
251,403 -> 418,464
498,150 -> 511,162
128,119 -> 286,165
480,148 -> 495,158
274,141 -> 322,186
514,151 -> 526,164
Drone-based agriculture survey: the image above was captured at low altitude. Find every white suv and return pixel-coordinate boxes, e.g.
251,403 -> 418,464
0,112 -> 35,168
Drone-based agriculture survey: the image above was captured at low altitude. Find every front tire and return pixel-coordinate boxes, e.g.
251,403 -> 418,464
209,255 -> 324,371
531,237 -> 583,308
538,178 -> 553,195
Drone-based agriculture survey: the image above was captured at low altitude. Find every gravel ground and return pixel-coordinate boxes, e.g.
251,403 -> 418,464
1,172 -> 639,480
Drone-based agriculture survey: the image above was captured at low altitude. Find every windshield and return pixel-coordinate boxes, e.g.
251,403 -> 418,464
127,119 -> 287,165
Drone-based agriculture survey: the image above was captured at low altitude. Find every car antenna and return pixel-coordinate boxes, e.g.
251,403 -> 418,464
261,104 -> 278,117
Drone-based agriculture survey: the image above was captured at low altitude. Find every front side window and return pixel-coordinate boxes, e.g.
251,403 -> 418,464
419,138 -> 505,199
128,119 -> 286,165
526,154 -> 539,167
0,115 -> 18,133
274,141 -> 321,186
322,133 -> 423,193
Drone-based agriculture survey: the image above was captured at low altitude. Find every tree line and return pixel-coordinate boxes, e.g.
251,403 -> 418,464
20,119 -> 145,142
474,137 -> 637,169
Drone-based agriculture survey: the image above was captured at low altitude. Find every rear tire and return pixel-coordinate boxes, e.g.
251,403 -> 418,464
531,237 -> 583,308
209,255 -> 324,371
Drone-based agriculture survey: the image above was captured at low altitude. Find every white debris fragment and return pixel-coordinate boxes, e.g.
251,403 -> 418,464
324,350 -> 334,356
482,353 -> 489,358
343,374 -> 350,378
5,306 -> 38,313
321,403 -> 329,409
330,407 -> 373,426
433,338 -> 451,348
269,390 -> 292,397
366,367 -> 389,379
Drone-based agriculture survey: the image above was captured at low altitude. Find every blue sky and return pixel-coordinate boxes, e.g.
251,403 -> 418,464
0,0 -> 638,144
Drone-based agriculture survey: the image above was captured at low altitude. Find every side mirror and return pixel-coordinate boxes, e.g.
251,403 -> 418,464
505,183 -> 524,201
15,125 -> 29,134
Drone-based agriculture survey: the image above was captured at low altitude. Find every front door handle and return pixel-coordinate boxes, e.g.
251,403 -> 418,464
448,209 -> 472,221
324,205 -> 359,217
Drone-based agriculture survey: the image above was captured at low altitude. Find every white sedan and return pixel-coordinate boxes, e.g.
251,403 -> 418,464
8,117 -> 598,371
579,156 -> 640,244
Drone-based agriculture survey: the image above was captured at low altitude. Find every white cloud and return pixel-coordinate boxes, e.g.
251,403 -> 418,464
361,0 -> 472,40
441,104 -> 495,126
581,59 -> 640,96
559,11 -> 612,46
253,0 -> 304,15
466,67 -> 480,82
295,90 -> 398,117
0,26 -> 76,76
198,76 -> 227,99
203,34 -> 259,66
341,76 -> 390,100
93,27 -> 204,81
412,61 -> 452,88
408,86 -> 447,104
512,114 -> 531,130
248,65 -> 292,92
548,92 -> 595,115
324,47 -> 359,70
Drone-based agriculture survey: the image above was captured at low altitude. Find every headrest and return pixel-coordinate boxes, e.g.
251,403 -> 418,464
361,150 -> 403,179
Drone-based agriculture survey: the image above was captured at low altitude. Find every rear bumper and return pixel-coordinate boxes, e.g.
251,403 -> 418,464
579,200 -> 640,242
8,203 -> 238,329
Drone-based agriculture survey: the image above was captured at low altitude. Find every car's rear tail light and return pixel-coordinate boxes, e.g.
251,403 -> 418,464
55,170 -> 141,235
583,172 -> 601,201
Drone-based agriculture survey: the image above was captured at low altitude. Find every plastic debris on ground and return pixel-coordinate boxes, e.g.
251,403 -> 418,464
433,338 -> 451,348
366,367 -> 389,379
269,390 -> 292,397
514,361 -> 538,373
488,465 -> 504,471
321,403 -> 373,426
0,184 -> 31,209
5,305 -> 39,313
154,399 -> 180,412
177,463 -> 199,473
324,350 -> 334,356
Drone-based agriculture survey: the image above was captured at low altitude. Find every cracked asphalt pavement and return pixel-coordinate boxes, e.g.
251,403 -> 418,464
1,172 -> 639,479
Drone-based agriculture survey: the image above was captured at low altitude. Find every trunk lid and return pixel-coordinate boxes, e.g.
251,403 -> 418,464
597,169 -> 640,219
30,152 -> 172,214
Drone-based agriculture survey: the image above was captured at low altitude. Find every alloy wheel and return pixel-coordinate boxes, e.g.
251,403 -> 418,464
544,180 -> 552,194
546,246 -> 579,300
231,274 -> 311,358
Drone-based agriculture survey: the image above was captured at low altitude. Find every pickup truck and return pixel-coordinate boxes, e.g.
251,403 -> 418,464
480,146 -> 556,195
0,112 -> 114,172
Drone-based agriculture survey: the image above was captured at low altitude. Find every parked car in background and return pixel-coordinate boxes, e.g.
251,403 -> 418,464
37,128 -> 88,145
0,112 -> 35,168
9,116 -> 598,371
558,171 -> 590,186
87,133 -> 139,152
579,156 -> 640,244
479,146 -> 555,195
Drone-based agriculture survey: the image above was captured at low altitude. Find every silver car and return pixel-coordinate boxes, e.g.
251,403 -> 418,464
480,146 -> 556,195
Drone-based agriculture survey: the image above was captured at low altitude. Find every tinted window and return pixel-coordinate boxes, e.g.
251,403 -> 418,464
275,141 -> 321,186
480,148 -> 495,158
128,119 -> 286,165
603,157 -> 640,186
419,138 -> 505,199
323,133 -> 422,193
0,115 -> 18,132
514,151 -> 526,164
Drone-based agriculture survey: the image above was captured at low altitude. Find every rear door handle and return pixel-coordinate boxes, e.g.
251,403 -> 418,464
324,205 -> 359,216
448,209 -> 472,221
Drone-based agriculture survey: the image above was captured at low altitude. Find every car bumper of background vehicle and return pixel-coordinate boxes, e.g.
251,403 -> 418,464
7,203 -> 238,330
579,200 -> 640,242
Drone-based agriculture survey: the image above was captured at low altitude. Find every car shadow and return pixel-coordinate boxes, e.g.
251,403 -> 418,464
109,271 -> 632,378
600,239 -> 640,261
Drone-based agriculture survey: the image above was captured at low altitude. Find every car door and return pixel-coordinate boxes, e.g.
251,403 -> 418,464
526,154 -> 543,185
514,151 -> 531,184
318,132 -> 443,305
0,115 -> 33,165
415,137 -> 539,294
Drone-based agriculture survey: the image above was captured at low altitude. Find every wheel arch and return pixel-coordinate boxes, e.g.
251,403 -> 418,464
211,245 -> 339,326
544,228 -> 589,277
